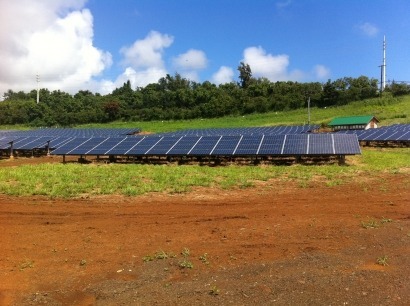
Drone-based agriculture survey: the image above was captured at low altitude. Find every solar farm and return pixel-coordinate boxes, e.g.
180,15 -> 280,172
337,124 -> 410,146
0,125 -> 371,164
1,123 -> 409,304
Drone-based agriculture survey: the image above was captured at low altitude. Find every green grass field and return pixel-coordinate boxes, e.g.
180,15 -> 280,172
0,148 -> 408,198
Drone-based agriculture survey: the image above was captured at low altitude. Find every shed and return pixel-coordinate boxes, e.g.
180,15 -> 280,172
328,115 -> 379,131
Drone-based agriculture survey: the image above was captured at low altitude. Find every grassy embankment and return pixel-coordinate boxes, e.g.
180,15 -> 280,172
0,95 -> 408,198
77,94 -> 410,133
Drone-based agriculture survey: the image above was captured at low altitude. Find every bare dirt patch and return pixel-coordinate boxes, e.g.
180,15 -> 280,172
0,162 -> 409,305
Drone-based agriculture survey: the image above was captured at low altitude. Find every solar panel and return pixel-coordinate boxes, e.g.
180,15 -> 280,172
396,130 -> 410,141
188,136 -> 221,155
211,135 -> 241,155
308,134 -> 334,155
13,137 -> 52,150
167,136 -> 201,155
104,137 -> 144,155
50,138 -> 92,155
65,137 -> 107,155
85,137 -> 124,155
146,136 -> 183,155
160,125 -> 319,136
336,125 -> 410,142
282,134 -> 308,155
0,136 -> 21,149
234,135 -> 263,155
257,135 -> 286,155
125,136 -> 163,155
48,137 -> 73,149
333,134 -> 361,154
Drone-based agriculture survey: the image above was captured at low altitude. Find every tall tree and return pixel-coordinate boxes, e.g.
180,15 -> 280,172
237,62 -> 253,89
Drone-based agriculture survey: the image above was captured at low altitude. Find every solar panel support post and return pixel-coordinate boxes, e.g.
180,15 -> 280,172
295,155 -> 302,164
46,140 -> 51,156
9,141 -> 14,159
338,155 -> 346,165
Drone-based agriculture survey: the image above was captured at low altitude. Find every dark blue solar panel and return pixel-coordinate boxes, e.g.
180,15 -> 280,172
83,137 -> 124,155
13,137 -> 52,150
396,130 -> 410,141
104,137 -> 144,155
66,137 -> 108,155
160,125 -> 319,136
308,134 -> 334,155
257,135 -> 285,155
125,136 -> 163,155
234,135 -> 263,155
0,136 -> 21,149
333,134 -> 361,154
211,136 -> 241,155
167,136 -> 201,155
145,136 -> 182,155
337,126 -> 410,142
282,134 -> 308,155
188,136 -> 221,155
0,128 -> 140,138
48,137 -> 73,149
51,138 -> 92,155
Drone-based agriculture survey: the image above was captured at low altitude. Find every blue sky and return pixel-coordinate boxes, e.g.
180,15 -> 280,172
1,0 -> 409,95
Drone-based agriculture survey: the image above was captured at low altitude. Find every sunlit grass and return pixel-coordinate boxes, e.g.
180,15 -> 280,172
0,148 -> 408,198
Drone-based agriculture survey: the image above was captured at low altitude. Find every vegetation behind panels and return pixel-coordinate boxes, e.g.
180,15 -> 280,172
1,62 -> 409,127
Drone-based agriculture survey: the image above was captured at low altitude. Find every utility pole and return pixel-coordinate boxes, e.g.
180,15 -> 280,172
380,36 -> 386,92
36,74 -> 40,103
307,96 -> 311,124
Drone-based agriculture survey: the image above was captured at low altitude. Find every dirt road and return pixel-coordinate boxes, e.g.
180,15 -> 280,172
0,174 -> 409,305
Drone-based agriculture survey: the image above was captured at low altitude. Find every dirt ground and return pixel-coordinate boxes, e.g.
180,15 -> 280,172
0,157 -> 409,305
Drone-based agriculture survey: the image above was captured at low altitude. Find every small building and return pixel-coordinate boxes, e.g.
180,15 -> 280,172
328,115 -> 379,131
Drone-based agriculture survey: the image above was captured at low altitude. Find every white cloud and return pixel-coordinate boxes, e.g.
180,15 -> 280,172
173,49 -> 208,70
313,65 -> 330,79
242,46 -> 299,81
211,66 -> 234,85
0,0 -> 112,95
171,49 -> 208,82
358,22 -> 379,37
118,67 -> 168,89
116,31 -> 175,88
120,31 -> 174,70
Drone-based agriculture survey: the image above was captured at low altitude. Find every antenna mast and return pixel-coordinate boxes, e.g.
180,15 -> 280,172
36,74 -> 40,103
381,36 -> 386,91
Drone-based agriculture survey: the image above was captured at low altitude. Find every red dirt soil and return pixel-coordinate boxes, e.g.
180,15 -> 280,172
0,160 -> 409,305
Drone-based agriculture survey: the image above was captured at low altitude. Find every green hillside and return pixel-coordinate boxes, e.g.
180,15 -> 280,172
79,94 -> 410,133
1,94 -> 409,133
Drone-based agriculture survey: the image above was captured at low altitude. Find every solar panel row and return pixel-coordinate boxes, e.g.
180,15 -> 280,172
0,128 -> 140,138
338,126 -> 410,141
160,125 -> 320,136
50,134 -> 361,156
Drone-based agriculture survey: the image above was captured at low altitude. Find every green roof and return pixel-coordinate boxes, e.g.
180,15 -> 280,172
328,115 -> 378,126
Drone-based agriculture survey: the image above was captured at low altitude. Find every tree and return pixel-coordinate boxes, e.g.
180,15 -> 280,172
237,62 -> 253,89
103,100 -> 121,122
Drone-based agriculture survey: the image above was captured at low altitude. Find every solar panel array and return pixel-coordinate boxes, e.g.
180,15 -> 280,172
0,127 -> 140,138
337,124 -> 410,142
0,128 -> 141,152
0,126 -> 363,159
160,125 -> 319,136
49,134 -> 361,156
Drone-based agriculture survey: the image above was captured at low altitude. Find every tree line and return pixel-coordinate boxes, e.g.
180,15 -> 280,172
1,63 -> 408,126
